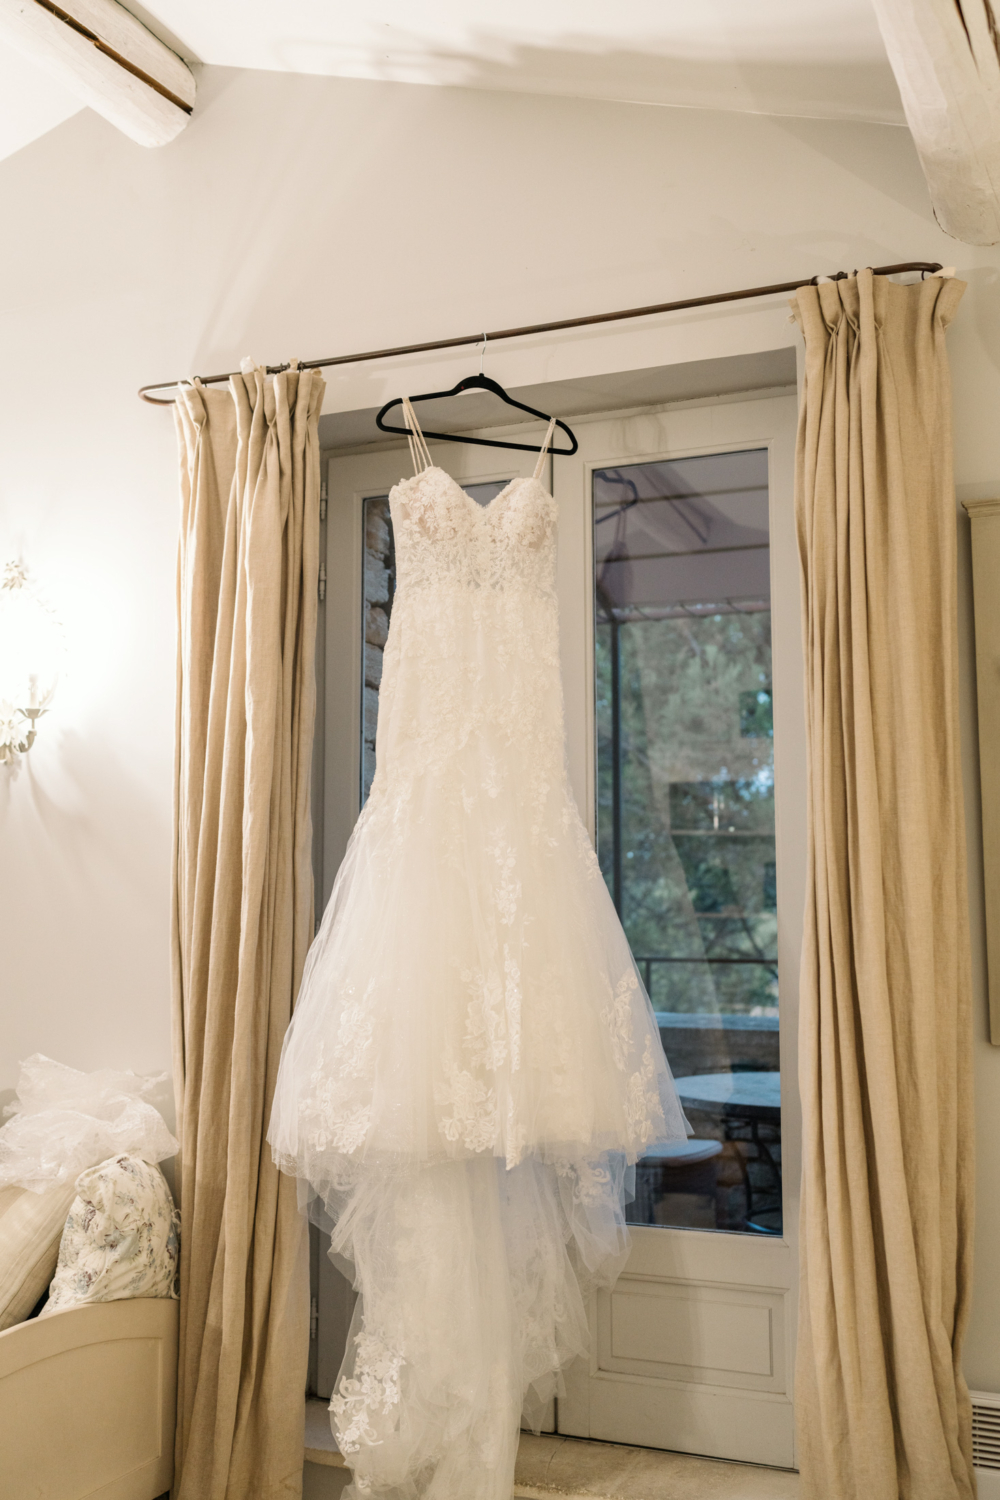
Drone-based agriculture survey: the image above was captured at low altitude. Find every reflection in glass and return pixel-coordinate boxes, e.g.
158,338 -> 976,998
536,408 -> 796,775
593,450 -> 781,1235
361,495 -> 395,806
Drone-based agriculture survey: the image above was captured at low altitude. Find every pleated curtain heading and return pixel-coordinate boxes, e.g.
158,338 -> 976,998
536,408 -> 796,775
791,269 -> 974,1500
171,361 -> 325,1500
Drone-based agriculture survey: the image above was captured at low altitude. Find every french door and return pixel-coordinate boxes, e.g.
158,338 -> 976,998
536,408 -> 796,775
554,396 -> 803,1468
313,433 -> 546,1411
316,391 -> 803,1468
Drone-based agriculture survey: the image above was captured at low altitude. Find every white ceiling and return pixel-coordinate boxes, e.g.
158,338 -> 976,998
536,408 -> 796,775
0,41 -> 83,160
0,0 -> 903,165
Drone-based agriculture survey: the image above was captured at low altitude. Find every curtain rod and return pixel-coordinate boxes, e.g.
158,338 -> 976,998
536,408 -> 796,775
137,261 -> 944,405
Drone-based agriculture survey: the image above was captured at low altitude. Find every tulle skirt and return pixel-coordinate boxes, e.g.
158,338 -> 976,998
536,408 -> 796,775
323,1154 -> 629,1500
269,725 -> 687,1499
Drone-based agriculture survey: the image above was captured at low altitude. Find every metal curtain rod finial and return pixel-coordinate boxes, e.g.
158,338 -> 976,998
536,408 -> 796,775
137,261 -> 944,405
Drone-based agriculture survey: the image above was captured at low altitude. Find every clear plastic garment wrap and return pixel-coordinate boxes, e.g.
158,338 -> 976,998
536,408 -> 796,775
0,1055 -> 178,1194
268,461 -> 689,1500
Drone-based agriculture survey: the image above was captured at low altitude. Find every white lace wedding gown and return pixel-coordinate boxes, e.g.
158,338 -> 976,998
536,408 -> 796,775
268,402 -> 688,1500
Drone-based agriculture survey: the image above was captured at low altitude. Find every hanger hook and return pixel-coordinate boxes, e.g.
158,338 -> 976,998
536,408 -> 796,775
479,333 -> 488,378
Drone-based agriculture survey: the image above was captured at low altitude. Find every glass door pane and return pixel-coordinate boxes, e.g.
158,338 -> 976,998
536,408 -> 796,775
361,494 -> 394,806
593,449 -> 781,1235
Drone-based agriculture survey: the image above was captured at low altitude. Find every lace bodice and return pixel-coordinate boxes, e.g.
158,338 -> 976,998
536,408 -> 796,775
389,467 -> 557,600
370,408 -> 566,800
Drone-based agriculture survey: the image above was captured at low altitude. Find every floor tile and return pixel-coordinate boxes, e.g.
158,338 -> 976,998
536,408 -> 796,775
305,1397 -> 345,1467
514,1433 -> 799,1500
303,1407 -> 800,1498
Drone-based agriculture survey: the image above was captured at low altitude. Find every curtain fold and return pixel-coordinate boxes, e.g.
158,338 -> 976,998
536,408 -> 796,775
792,269 -> 974,1500
171,364 -> 325,1500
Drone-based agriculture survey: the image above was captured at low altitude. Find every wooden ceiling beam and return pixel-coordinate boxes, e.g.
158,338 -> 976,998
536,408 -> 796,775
0,0 -> 195,147
872,0 -> 1000,245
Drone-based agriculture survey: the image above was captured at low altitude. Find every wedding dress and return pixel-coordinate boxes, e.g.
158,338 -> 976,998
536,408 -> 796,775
268,401 -> 688,1500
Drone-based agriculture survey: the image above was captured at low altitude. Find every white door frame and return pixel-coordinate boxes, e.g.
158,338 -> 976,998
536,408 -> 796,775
313,384 -> 804,1470
556,394 -> 803,1468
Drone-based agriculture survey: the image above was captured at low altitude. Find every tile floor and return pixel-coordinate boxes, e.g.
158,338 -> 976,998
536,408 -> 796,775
513,1433 -> 799,1499
303,1402 -> 800,1499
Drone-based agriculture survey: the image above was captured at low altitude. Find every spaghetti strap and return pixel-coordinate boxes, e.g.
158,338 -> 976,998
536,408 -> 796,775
402,397 -> 434,476
533,417 -> 557,481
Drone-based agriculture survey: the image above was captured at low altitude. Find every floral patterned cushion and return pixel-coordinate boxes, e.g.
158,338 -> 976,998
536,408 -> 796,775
39,1154 -> 179,1316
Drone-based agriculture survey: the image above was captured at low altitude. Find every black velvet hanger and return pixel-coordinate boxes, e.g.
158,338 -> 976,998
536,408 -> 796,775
376,373 -> 578,456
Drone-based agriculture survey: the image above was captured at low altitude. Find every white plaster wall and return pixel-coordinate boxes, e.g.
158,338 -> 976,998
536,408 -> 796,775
1,66 -> 999,1386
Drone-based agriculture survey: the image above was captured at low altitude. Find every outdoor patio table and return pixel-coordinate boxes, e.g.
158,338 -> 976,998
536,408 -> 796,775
672,1071 -> 782,1230
673,1070 -> 781,1123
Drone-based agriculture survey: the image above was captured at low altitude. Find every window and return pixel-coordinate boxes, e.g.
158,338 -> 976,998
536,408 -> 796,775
594,449 -> 781,1235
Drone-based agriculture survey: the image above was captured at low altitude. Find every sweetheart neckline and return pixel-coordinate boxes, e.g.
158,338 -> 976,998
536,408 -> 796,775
394,466 -> 550,515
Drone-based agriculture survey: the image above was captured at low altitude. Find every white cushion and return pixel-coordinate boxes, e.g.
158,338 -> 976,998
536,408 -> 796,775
0,1181 -> 78,1330
40,1154 -> 179,1317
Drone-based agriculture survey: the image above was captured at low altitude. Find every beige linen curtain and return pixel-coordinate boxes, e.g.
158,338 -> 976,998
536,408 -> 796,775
171,364 -> 325,1500
793,269 -> 974,1500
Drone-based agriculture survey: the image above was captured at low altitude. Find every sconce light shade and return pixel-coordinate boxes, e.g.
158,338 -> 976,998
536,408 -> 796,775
0,561 -> 64,766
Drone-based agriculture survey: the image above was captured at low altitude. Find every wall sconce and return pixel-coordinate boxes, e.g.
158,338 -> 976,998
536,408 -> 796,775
0,562 -> 64,767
